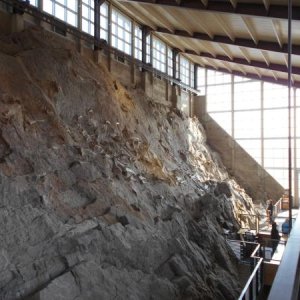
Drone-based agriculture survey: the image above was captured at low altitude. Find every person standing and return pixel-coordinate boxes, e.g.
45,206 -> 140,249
271,222 -> 280,255
266,199 -> 274,224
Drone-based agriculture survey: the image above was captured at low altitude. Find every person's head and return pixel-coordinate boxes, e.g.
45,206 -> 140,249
272,222 -> 277,230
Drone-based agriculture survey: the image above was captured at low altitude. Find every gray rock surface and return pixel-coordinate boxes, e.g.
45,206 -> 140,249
0,27 -> 256,300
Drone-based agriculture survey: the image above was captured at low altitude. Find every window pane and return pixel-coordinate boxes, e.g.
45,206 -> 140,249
264,108 -> 288,138
236,139 -> 261,164
207,84 -> 231,112
209,112 -> 232,135
264,83 -> 288,108
235,81 -> 261,110
234,110 -> 261,138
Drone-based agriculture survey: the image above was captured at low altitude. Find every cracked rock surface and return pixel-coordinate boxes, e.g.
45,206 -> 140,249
0,27 -> 256,300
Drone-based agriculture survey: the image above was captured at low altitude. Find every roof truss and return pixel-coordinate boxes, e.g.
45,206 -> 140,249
119,0 -> 300,21
156,28 -> 300,56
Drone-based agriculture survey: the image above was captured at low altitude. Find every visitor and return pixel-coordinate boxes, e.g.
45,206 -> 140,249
282,218 -> 290,234
270,222 -> 280,255
266,199 -> 273,224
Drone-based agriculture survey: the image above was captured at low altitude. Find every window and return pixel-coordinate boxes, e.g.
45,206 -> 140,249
100,3 -> 108,41
176,54 -> 179,79
43,0 -> 78,27
134,26 -> 142,60
167,47 -> 173,77
264,108 -> 288,138
197,67 -> 206,95
111,9 -> 132,55
180,55 -> 190,85
152,37 -> 166,73
236,139 -> 262,164
29,0 -> 38,6
234,110 -> 261,139
207,70 -> 231,85
146,34 -> 151,63
81,0 -> 94,35
209,112 -> 232,135
234,81 -> 261,110
264,83 -> 288,109
207,83 -> 231,112
191,62 -> 194,88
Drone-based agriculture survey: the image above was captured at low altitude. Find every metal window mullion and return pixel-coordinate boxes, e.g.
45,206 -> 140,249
231,74 -> 234,138
38,0 -> 43,11
78,0 -> 82,31
107,2 -> 112,46
194,64 -> 198,90
261,81 -> 264,168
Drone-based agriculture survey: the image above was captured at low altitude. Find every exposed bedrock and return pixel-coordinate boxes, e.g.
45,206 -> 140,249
0,27 -> 256,300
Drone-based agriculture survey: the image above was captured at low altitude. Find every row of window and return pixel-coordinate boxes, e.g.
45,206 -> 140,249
30,0 -> 195,88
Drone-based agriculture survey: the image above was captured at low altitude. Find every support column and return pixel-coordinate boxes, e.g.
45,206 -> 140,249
10,0 -> 28,33
141,26 -> 152,95
260,81 -> 266,200
170,48 -> 180,108
141,26 -> 147,66
77,0 -> 83,53
94,0 -> 101,50
231,74 -> 235,174
38,0 -> 43,11
107,1 -> 112,70
293,88 -> 298,207
131,22 -> 136,86
194,63 -> 198,90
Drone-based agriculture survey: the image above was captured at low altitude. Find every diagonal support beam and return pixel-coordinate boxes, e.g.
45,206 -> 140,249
271,19 -> 282,48
118,0 -> 300,21
239,47 -> 251,63
214,14 -> 235,41
155,28 -> 300,56
241,16 -> 258,45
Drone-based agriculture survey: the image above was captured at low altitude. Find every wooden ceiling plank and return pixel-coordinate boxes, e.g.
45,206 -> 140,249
220,60 -> 232,72
161,8 -> 194,36
241,16 -> 258,45
133,3 -> 174,32
261,50 -> 270,66
213,14 -> 235,41
271,20 -> 282,48
254,67 -> 262,78
218,43 -> 233,60
271,70 -> 278,80
122,3 -> 157,30
262,0 -> 270,11
155,27 -> 300,56
239,47 -> 251,63
117,0 -> 300,21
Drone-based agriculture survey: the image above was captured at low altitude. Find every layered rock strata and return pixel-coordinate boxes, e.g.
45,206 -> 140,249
0,27 -> 256,300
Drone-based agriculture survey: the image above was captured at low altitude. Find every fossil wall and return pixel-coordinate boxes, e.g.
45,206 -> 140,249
0,27 -> 256,300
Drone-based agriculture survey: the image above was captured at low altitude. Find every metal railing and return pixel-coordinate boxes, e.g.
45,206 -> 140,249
238,243 -> 264,300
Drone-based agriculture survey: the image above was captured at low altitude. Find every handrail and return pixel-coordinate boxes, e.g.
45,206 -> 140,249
237,241 -> 264,300
238,257 -> 264,300
0,0 -> 200,95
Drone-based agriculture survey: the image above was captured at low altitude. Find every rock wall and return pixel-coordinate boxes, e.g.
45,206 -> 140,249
0,27 -> 256,300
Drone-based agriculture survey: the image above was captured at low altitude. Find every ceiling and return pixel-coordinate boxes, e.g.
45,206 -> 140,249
112,0 -> 300,87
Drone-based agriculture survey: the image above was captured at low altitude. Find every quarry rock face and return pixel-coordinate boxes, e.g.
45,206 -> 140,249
0,27 -> 256,300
